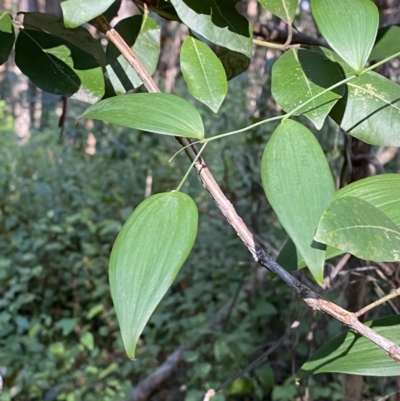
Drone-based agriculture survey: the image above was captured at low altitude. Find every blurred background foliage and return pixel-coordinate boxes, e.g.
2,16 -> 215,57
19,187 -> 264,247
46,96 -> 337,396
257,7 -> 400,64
1,0 -> 400,400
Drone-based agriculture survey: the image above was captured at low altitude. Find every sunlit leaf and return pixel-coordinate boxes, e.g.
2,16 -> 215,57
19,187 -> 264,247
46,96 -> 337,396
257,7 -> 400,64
169,0 -> 252,57
311,0 -> 378,73
331,71 -> 400,146
106,15 -> 160,94
272,48 -> 344,129
61,0 -> 115,28
109,192 -> 198,358
315,196 -> 400,261
298,315 -> 400,378
80,93 -> 205,139
0,13 -> 15,65
258,0 -> 298,24
181,37 -> 227,113
261,120 -> 335,284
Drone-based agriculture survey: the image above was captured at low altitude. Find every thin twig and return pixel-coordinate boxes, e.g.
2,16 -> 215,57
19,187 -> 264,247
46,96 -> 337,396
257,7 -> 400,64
356,287 -> 400,318
95,13 -> 400,373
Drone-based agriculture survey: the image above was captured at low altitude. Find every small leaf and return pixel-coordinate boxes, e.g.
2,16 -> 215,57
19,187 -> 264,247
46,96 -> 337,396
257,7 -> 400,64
61,0 -> 115,28
271,48 -> 344,129
369,25 -> 400,61
261,120 -> 335,284
169,0 -> 252,57
311,0 -> 378,73
315,196 -> 400,261
109,192 -> 198,359
106,15 -> 160,94
0,13 -> 15,65
80,93 -> 205,139
180,37 -> 227,113
331,71 -> 400,146
15,27 -> 104,103
258,0 -> 298,24
297,315 -> 400,378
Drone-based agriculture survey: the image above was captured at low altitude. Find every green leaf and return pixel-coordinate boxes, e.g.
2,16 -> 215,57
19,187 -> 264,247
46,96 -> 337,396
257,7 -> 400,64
311,0 -> 378,73
80,93 -> 205,139
297,315 -> 400,378
271,48 -> 344,129
61,0 -> 115,28
109,192 -> 198,359
258,0 -> 298,24
261,120 -> 335,284
106,15 -> 160,94
15,28 -> 104,103
0,13 -> 15,65
180,37 -> 228,113
331,71 -> 400,146
369,25 -> 400,61
315,196 -> 400,261
218,46 -> 250,81
169,0 -> 252,57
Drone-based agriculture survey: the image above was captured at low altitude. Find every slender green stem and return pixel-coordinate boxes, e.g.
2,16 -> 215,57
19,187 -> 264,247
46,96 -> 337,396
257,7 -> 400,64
176,142 -> 208,191
169,140 -> 202,163
362,50 -> 400,74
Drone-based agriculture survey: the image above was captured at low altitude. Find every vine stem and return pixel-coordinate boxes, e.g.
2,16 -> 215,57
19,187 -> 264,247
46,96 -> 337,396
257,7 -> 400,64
95,15 -> 400,369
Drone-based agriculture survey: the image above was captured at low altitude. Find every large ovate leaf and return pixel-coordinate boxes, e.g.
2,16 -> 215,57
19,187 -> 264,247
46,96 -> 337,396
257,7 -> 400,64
169,0 -> 252,57
61,0 -> 115,28
279,174 -> 400,270
15,19 -> 104,103
311,0 -> 378,73
315,196 -> 400,261
261,120 -> 335,284
272,48 -> 344,129
298,315 -> 400,378
80,93 -> 205,139
106,15 -> 160,94
109,192 -> 198,359
331,71 -> 400,146
0,13 -> 15,65
258,0 -> 298,24
180,37 -> 227,113
369,25 -> 400,61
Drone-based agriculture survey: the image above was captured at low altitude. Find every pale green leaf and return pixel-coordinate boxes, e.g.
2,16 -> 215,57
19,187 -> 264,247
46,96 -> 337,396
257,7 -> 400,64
169,0 -> 252,57
109,192 -> 198,359
80,93 -> 205,140
258,0 -> 298,24
180,37 -> 227,113
271,48 -> 344,129
315,196 -> 400,261
261,120 -> 335,284
331,71 -> 400,146
298,315 -> 400,378
62,0 -> 115,28
311,0 -> 378,73
106,15 -> 160,93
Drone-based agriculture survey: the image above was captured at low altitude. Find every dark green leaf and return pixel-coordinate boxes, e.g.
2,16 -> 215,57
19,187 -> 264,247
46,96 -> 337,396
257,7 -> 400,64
271,48 -> 344,129
0,13 -> 15,65
218,46 -> 250,80
80,93 -> 205,139
109,192 -> 198,358
331,71 -> 400,146
258,0 -> 298,24
106,15 -> 160,93
180,37 -> 227,113
169,0 -> 252,57
369,25 -> 400,61
61,0 -> 115,28
311,0 -> 378,73
298,315 -> 400,378
15,28 -> 104,103
261,120 -> 335,284
315,196 -> 400,261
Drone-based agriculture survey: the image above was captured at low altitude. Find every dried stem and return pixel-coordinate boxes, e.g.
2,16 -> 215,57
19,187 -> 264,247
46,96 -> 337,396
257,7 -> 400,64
95,12 -> 400,374
356,287 -> 400,318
